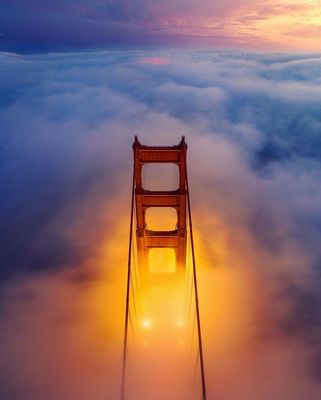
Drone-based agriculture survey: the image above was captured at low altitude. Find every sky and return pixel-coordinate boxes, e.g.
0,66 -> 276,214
1,49 -> 321,399
0,0 -> 321,52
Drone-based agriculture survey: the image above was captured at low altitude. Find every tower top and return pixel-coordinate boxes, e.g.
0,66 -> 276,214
133,135 -> 187,150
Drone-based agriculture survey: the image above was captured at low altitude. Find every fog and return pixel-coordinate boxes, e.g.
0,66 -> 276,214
0,49 -> 321,399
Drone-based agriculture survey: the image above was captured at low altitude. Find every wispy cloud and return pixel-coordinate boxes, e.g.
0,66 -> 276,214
1,1 -> 321,51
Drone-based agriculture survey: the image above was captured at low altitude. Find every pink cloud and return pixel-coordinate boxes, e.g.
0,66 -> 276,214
138,57 -> 170,65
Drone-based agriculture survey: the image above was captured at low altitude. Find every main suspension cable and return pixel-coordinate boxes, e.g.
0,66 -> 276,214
120,164 -> 135,400
186,170 -> 207,400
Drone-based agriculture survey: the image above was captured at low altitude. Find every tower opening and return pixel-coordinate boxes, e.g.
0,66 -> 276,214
148,248 -> 176,273
145,207 -> 177,231
142,163 -> 179,191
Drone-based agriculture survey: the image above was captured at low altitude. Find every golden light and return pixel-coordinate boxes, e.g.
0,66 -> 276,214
145,207 -> 177,231
148,248 -> 176,273
142,318 -> 153,330
176,319 -> 184,328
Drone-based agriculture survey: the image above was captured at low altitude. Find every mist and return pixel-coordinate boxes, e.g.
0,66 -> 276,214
1,49 -> 321,399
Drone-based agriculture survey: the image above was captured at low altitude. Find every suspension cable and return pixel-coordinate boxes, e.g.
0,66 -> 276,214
120,163 -> 135,400
129,308 -> 135,344
131,232 -> 140,316
186,170 -> 207,400
130,268 -> 137,320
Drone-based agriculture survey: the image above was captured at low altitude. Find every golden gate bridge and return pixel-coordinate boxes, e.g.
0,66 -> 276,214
120,136 -> 207,400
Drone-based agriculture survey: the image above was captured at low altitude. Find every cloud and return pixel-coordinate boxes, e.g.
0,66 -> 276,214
0,49 -> 321,399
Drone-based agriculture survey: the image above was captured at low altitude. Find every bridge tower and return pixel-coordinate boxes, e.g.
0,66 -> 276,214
133,136 -> 187,275
121,137 -> 207,400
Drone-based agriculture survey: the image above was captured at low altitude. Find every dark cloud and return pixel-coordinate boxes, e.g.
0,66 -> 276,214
0,49 -> 321,398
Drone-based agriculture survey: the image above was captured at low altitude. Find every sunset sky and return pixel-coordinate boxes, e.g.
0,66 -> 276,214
1,0 -> 321,51
1,2 -> 321,400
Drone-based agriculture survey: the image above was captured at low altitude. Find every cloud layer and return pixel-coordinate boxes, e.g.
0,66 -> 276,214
1,49 -> 321,399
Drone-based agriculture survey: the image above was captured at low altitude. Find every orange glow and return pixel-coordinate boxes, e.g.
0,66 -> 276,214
148,248 -> 176,273
142,318 -> 153,329
71,186 -> 259,400
145,207 -> 177,231
59,161 -> 262,400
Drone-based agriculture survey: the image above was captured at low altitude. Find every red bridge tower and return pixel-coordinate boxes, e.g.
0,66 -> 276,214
133,136 -> 188,275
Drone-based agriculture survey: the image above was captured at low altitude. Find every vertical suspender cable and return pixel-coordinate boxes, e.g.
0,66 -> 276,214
186,169 -> 207,400
120,163 -> 135,400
